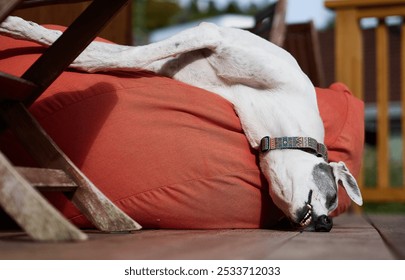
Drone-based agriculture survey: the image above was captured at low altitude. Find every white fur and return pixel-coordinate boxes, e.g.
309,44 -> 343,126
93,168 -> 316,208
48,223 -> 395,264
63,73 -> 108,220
0,17 -> 362,229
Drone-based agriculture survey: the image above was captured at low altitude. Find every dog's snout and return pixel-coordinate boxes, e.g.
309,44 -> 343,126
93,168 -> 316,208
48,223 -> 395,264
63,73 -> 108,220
314,215 -> 333,232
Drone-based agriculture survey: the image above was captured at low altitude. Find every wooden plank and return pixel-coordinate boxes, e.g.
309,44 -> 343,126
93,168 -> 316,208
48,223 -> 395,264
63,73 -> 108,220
367,215 -> 405,259
15,167 -> 77,191
358,6 -> 405,19
0,229 -> 299,260
325,0 -> 405,19
326,0 -> 405,9
267,215 -> 394,259
0,152 -> 87,241
376,20 -> 390,190
361,188 -> 405,202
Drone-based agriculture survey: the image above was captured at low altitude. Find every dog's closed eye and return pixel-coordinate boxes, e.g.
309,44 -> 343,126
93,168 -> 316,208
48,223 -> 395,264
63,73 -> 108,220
326,193 -> 337,209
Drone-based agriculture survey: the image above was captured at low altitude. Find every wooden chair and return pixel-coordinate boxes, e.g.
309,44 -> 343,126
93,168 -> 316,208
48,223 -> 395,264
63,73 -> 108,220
249,0 -> 325,87
0,0 -> 141,242
283,21 -> 326,87
248,0 -> 287,46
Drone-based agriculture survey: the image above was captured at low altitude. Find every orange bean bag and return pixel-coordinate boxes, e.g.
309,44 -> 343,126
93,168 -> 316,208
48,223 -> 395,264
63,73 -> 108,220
0,27 -> 364,229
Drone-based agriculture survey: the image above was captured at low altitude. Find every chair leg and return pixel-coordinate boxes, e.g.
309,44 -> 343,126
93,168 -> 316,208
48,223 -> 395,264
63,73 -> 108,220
0,152 -> 87,241
1,103 -> 142,232
22,0 -> 130,105
0,0 -> 23,23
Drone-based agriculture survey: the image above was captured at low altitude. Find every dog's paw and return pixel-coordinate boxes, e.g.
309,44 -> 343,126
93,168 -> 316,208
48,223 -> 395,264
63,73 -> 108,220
0,16 -> 61,46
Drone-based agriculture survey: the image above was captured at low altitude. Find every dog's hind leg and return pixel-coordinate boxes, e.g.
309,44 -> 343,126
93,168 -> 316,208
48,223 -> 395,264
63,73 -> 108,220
0,16 -> 131,50
69,22 -> 224,73
0,16 -> 62,46
0,16 -> 223,73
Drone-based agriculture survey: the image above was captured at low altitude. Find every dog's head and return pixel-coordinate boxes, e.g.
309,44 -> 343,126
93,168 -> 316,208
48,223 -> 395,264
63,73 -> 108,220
261,151 -> 362,232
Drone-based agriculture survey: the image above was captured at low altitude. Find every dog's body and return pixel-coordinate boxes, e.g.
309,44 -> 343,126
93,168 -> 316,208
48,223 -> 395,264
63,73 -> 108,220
0,17 -> 363,231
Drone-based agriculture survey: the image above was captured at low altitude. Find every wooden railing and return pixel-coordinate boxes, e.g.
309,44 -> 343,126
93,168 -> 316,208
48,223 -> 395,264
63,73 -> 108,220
325,0 -> 405,203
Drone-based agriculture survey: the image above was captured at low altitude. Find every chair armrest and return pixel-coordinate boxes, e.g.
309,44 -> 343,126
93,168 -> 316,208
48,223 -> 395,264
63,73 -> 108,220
0,72 -> 37,102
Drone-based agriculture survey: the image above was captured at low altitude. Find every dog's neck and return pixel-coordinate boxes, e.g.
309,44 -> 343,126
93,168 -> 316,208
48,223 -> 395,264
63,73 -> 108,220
228,86 -> 325,150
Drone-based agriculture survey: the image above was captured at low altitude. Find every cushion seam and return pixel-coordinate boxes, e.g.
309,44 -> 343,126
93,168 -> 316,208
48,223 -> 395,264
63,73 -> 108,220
68,167 -> 262,221
115,167 -> 262,202
32,85 -> 143,120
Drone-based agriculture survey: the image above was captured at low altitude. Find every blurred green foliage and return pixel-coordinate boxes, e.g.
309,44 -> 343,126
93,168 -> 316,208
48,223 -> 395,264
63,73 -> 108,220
363,136 -> 405,213
132,0 -> 265,34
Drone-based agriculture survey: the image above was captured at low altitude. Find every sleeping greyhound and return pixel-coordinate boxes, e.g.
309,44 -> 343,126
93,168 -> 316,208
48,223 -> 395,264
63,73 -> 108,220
0,16 -> 363,232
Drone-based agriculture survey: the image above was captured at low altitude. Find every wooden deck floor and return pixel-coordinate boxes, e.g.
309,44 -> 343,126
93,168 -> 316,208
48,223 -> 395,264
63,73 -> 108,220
0,214 -> 403,260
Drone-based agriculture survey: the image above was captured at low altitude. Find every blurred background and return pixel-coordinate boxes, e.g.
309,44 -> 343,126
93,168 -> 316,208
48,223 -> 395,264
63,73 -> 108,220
131,0 -> 334,44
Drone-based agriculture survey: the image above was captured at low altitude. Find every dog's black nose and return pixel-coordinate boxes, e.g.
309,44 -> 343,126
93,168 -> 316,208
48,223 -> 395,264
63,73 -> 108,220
315,215 -> 333,232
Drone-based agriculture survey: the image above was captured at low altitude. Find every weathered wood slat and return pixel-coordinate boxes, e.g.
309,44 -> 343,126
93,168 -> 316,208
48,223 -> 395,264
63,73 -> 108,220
0,152 -> 87,241
0,229 -> 299,260
15,167 -> 77,191
376,20 -> 390,190
116,230 -> 299,260
367,215 -> 405,259
361,188 -> 405,202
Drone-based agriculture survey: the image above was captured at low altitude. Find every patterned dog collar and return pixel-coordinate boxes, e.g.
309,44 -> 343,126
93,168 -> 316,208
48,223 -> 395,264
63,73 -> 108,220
260,136 -> 328,161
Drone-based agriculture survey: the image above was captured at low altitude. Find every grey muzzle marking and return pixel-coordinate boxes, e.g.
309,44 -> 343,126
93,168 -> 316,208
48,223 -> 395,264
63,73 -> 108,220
260,136 -> 328,161
307,189 -> 313,204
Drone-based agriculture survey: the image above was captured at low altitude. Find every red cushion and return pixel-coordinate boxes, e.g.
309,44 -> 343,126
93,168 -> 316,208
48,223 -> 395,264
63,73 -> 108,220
0,27 -> 364,228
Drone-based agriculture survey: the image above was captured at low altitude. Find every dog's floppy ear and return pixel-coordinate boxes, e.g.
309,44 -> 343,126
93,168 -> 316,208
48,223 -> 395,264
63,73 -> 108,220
329,161 -> 363,206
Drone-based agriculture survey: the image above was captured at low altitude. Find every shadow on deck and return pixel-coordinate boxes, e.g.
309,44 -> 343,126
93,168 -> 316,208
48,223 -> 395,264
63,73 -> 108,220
0,214 -> 403,260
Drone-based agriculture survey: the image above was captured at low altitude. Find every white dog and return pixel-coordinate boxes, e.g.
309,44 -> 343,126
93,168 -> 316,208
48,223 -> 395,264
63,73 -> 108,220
0,16 -> 363,231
